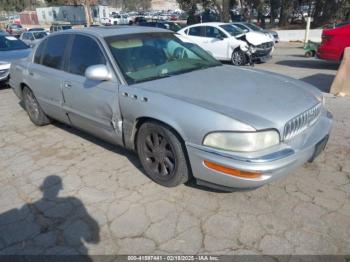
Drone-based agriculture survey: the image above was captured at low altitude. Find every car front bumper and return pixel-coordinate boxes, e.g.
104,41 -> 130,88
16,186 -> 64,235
0,64 -> 10,83
186,110 -> 333,190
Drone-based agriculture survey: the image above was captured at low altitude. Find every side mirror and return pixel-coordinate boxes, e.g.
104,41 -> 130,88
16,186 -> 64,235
85,64 -> 112,81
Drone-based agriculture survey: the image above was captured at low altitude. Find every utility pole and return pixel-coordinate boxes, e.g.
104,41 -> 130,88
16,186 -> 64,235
84,0 -> 92,27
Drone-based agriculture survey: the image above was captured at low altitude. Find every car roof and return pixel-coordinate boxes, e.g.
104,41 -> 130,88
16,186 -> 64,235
63,26 -> 172,38
188,22 -> 227,27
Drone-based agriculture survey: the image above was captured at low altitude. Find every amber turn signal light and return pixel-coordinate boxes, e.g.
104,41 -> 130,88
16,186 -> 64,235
204,160 -> 262,179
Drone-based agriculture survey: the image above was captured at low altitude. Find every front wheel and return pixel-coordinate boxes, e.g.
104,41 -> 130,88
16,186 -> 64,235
231,50 -> 248,66
23,86 -> 50,126
137,122 -> 190,187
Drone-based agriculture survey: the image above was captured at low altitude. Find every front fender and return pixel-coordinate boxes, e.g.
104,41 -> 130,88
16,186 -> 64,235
119,85 -> 255,150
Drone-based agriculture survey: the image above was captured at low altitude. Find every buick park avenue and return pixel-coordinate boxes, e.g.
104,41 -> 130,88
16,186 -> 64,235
9,26 -> 333,190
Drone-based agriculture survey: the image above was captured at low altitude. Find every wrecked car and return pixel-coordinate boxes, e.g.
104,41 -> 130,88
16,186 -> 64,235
178,22 -> 274,65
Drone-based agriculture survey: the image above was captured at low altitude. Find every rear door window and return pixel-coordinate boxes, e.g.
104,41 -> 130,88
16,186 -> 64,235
42,34 -> 70,70
34,39 -> 47,64
205,26 -> 226,38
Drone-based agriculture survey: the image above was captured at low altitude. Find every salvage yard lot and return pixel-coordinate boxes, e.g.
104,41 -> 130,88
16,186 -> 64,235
0,42 -> 350,255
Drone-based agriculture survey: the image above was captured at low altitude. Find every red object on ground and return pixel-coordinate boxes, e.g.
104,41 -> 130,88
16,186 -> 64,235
317,22 -> 350,61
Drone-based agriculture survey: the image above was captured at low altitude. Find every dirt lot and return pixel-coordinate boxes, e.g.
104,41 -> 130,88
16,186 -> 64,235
0,43 -> 350,255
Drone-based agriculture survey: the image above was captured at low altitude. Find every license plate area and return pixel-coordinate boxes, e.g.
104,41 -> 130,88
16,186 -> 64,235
309,135 -> 329,162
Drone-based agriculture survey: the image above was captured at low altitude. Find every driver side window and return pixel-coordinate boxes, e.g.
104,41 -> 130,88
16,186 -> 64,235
205,26 -> 226,38
67,35 -> 106,76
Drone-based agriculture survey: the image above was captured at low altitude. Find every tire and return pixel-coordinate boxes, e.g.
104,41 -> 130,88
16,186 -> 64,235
305,51 -> 313,58
231,50 -> 248,66
22,86 -> 50,126
136,122 -> 189,187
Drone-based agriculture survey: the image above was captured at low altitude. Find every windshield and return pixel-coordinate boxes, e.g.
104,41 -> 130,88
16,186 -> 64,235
33,31 -> 47,39
0,35 -> 28,51
10,24 -> 22,29
106,33 -> 221,84
244,23 -> 263,31
220,25 -> 244,36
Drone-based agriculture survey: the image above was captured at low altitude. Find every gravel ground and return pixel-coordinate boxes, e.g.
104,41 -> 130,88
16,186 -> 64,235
0,43 -> 349,256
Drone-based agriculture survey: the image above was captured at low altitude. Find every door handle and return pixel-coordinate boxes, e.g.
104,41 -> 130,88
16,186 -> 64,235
29,71 -> 34,76
63,81 -> 72,89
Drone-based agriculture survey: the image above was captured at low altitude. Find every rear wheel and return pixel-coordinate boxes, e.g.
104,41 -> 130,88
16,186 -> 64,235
23,86 -> 50,126
231,50 -> 248,66
137,122 -> 189,187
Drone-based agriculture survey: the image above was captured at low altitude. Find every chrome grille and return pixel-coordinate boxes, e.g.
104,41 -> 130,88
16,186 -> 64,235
283,103 -> 322,140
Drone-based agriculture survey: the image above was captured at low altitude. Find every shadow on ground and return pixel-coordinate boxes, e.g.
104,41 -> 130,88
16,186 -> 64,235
276,59 -> 339,70
300,74 -> 335,93
52,122 -> 235,193
0,176 -> 99,259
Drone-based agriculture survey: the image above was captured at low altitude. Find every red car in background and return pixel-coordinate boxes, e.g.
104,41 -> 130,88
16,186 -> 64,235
317,21 -> 350,61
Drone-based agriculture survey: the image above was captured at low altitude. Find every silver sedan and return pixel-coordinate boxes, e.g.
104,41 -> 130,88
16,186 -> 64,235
9,26 -> 332,190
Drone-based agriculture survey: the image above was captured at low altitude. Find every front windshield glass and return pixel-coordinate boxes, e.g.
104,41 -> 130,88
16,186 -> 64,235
33,31 -> 47,39
106,33 -> 222,84
244,23 -> 263,31
0,36 -> 28,51
220,25 -> 244,36
10,24 -> 22,29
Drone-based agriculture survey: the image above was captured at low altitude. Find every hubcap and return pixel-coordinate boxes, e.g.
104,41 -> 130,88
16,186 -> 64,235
143,132 -> 176,177
232,52 -> 243,65
25,90 -> 39,120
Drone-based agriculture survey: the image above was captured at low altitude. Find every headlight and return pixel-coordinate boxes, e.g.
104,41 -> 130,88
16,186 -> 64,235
203,130 -> 280,152
240,43 -> 249,52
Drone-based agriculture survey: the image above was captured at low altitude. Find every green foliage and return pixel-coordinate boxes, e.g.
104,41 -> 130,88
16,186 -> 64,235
176,0 -> 350,26
0,0 -> 28,11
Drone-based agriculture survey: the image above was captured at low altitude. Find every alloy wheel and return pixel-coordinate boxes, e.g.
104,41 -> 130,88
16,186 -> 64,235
143,131 -> 176,177
24,89 -> 40,120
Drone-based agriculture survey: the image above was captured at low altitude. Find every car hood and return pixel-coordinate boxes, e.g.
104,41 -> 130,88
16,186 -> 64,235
136,65 -> 322,132
245,31 -> 273,45
0,48 -> 31,62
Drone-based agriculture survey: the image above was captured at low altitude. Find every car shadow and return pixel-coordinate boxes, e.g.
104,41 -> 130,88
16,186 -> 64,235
51,122 -> 249,193
0,83 -> 10,90
0,175 -> 99,259
52,121 -> 143,170
276,59 -> 339,70
300,74 -> 335,93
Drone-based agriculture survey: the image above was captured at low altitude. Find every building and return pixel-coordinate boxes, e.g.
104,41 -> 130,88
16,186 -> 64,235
36,6 -> 86,25
91,5 -> 110,24
151,0 -> 179,10
19,11 -> 39,25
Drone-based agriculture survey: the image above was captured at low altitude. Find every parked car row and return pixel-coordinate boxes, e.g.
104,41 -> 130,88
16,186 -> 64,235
0,33 -> 31,84
1,20 -> 277,86
8,26 -> 332,190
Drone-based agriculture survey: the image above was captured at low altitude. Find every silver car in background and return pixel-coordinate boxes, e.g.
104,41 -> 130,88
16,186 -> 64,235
9,26 -> 332,190
20,31 -> 48,47
0,34 -> 31,84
